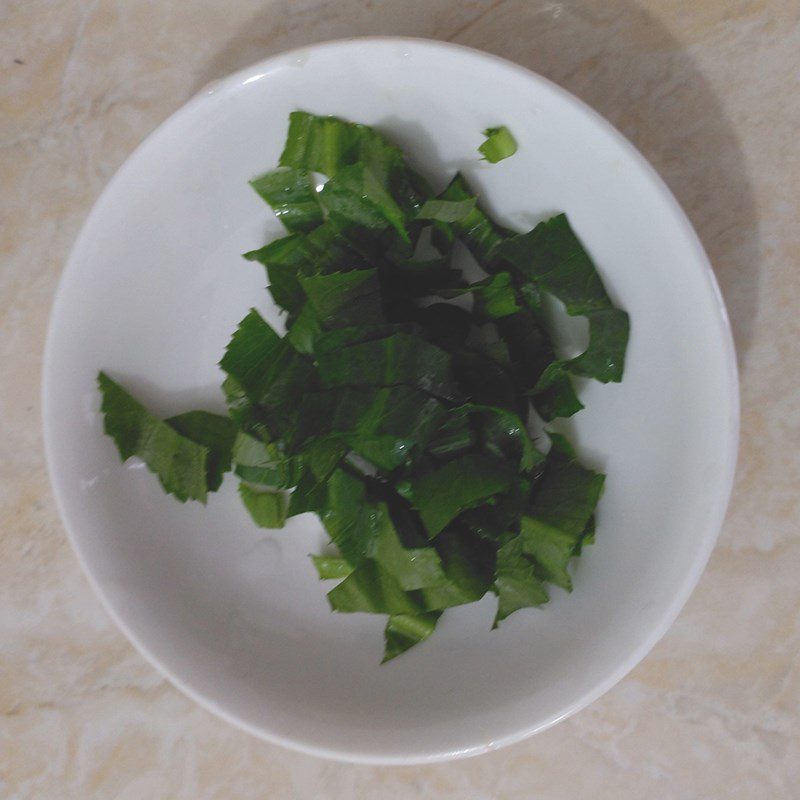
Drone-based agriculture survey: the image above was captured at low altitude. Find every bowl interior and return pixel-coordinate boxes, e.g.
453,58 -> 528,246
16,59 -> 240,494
43,39 -> 737,763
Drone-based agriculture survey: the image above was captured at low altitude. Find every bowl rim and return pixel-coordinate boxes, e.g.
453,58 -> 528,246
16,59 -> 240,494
42,35 -> 740,765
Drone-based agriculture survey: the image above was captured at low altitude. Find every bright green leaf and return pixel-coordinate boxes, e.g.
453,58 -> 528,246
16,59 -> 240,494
98,372 -> 210,503
479,126 -> 518,163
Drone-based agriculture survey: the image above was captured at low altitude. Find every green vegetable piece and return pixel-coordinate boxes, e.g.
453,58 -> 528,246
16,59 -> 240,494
418,527 -> 496,610
279,111 -> 405,185
318,469 -> 383,566
493,535 -> 549,626
415,303 -> 473,349
426,407 -> 476,460
311,555 -> 353,580
305,437 -> 348,479
452,348 -> 519,412
475,272 -> 521,319
402,454 -> 516,537
219,309 -> 316,433
232,432 -> 304,488
499,213 -> 630,383
219,309 -> 289,400
249,167 -> 322,232
530,362 -> 584,422
279,111 -> 359,177
479,125 -> 518,163
327,560 -> 423,615
468,403 -> 544,471
573,514 -> 596,557
304,222 -> 368,272
285,302 -> 322,354
221,374 -> 263,438
313,323 -> 408,356
383,612 -> 441,663
438,173 -> 511,271
416,197 -> 477,223
569,307 -> 631,383
287,469 -> 328,517
320,163 -> 409,243
372,510 -> 447,591
519,516 -> 576,591
383,257 -> 466,300
238,483 -> 287,528
99,112 -> 630,664
244,226 -> 367,316
495,307 -> 555,391
243,233 -> 311,315
98,373 -> 211,503
333,386 -> 445,471
165,410 -> 237,493
298,268 -> 384,329
316,332 -> 459,401
529,434 -> 605,536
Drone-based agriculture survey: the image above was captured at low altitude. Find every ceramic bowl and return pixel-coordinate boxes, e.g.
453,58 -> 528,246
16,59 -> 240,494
43,37 -> 738,764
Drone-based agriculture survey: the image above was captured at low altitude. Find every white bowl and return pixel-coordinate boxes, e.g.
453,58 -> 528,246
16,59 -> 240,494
43,37 -> 738,764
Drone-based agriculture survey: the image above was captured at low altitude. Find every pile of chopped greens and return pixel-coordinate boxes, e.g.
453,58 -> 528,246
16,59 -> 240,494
98,112 -> 629,662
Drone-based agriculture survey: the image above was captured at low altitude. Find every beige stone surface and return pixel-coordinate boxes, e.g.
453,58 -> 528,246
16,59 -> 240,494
1,0 -> 798,797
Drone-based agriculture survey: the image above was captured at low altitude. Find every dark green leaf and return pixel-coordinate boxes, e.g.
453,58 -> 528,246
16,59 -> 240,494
569,307 -> 630,383
475,272 -> 521,319
220,309 -> 317,434
401,454 -> 516,537
285,302 -> 322,354
415,304 -> 473,350
469,403 -> 544,471
383,612 -> 441,662
238,483 -> 287,528
243,234 -> 310,315
519,516 -> 576,591
419,527 -> 496,609
426,407 -> 476,460
438,173 -> 511,271
493,534 -> 549,626
222,374 -> 265,438
327,560 -> 422,615
102,112 -> 629,664
529,434 -> 605,536
498,214 -> 629,383
316,332 -> 459,401
305,437 -> 348,479
313,323 -> 410,356
332,386 -> 445,471
287,469 -> 328,517
299,268 -> 384,329
452,348 -> 518,411
372,508 -> 447,591
495,308 -> 555,391
219,310 -> 289,400
319,469 -> 384,566
98,372 -> 210,503
381,257 -> 466,301
165,410 -> 237,492
249,167 -> 322,232
530,362 -> 584,421
279,111 -> 405,186
573,514 -> 596,557
320,163 -> 409,243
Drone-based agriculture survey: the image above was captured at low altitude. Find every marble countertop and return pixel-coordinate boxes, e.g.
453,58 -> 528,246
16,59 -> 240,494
2,1 -> 798,797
